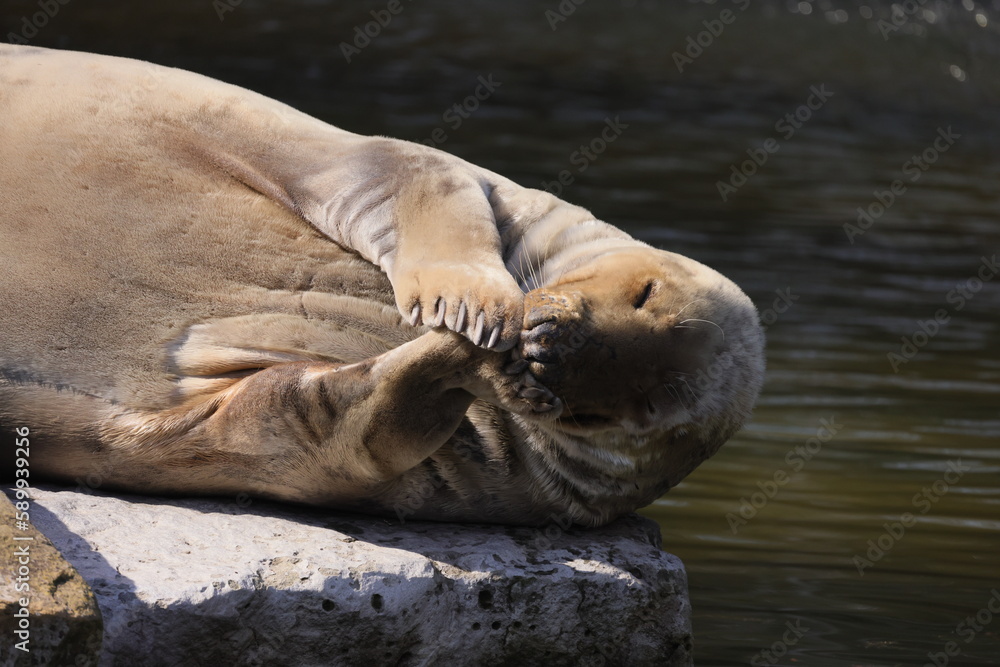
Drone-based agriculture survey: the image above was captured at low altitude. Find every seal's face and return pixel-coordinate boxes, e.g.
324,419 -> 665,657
519,246 -> 764,482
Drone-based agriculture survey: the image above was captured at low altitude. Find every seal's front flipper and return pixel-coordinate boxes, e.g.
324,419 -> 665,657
108,330 -> 487,503
380,161 -> 524,352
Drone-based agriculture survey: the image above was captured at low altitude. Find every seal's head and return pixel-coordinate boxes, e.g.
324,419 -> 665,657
518,240 -> 765,510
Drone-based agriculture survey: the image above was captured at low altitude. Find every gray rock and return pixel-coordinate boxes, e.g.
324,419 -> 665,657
19,484 -> 692,666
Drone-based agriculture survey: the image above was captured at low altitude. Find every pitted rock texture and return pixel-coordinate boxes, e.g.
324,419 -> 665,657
17,484 -> 692,666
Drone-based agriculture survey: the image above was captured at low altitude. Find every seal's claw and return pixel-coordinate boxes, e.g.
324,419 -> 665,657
517,382 -> 562,417
468,346 -> 562,419
538,397 -> 563,414
409,304 -> 421,327
518,387 -> 549,400
486,326 -> 501,349
472,311 -> 486,346
433,300 -> 447,327
389,247 -> 523,350
509,364 -> 561,415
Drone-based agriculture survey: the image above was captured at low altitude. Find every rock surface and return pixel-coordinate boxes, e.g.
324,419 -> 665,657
13,484 -> 692,666
0,492 -> 103,667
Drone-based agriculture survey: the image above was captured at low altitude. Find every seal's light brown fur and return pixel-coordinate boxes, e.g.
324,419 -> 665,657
0,46 -> 764,526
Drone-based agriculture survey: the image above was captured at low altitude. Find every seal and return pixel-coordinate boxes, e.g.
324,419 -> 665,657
0,45 -> 765,527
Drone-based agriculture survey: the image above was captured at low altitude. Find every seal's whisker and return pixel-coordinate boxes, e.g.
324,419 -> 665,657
517,243 -> 536,291
529,238 -> 546,290
536,228 -> 561,289
517,246 -> 538,292
677,378 -> 699,408
664,383 -> 685,412
671,298 -> 706,319
560,403 -> 587,431
512,251 -> 530,290
677,318 -> 725,341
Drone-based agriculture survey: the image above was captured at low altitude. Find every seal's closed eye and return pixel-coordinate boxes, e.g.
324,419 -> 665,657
633,280 -> 656,309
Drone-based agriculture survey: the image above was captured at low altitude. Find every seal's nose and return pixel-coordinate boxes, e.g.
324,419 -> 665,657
520,320 -> 562,363
521,289 -> 582,329
520,288 -> 590,364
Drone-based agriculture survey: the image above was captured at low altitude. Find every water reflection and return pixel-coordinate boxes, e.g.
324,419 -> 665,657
9,0 -> 1000,664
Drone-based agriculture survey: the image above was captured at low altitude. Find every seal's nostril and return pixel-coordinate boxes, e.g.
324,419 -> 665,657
522,341 -> 559,363
526,321 -> 559,338
520,319 -> 564,363
524,308 -> 559,329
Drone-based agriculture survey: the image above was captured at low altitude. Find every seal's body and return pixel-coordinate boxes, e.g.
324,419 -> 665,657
0,46 -> 764,526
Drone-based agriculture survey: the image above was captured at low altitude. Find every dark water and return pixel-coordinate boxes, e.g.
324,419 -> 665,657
4,1 -> 1000,664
